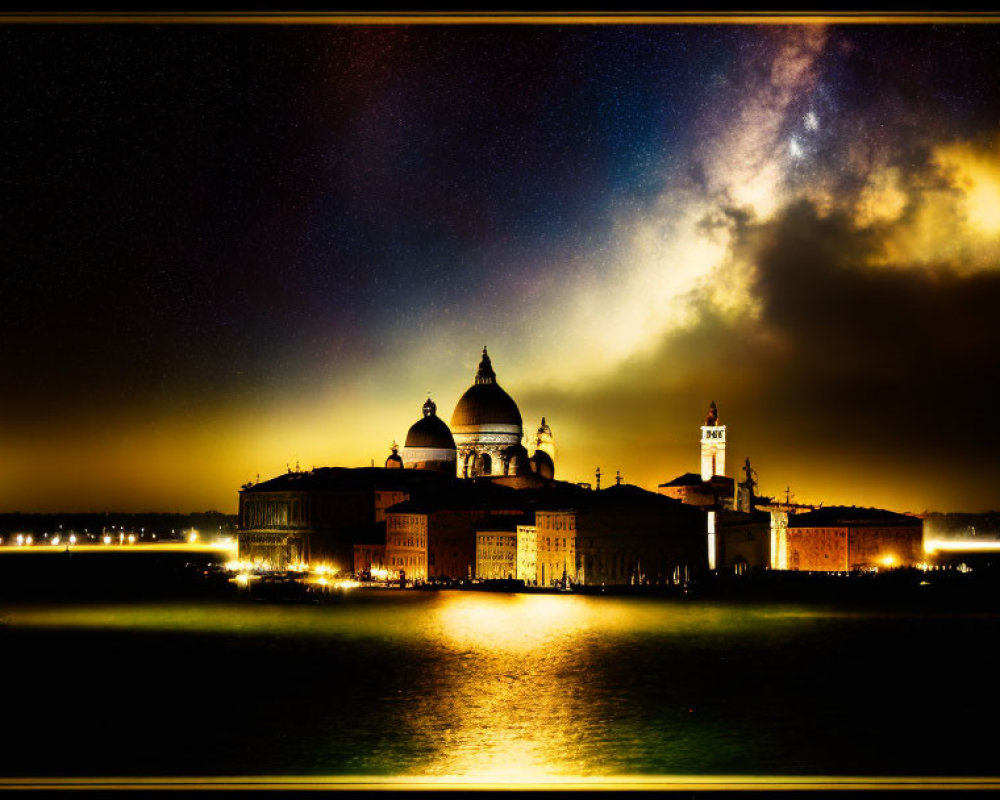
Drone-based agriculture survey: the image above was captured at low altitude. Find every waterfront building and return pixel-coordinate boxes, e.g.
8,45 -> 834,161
713,509 -> 772,574
573,484 -> 707,586
385,510 -> 428,581
516,524 -> 538,584
535,510 -> 577,586
475,526 -> 519,580
780,506 -> 924,571
385,486 -> 525,581
237,467 -> 454,571
353,542 -> 387,575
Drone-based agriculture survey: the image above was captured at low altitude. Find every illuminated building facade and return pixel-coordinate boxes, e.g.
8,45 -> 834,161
780,506 -> 924,571
535,510 -> 577,586
475,528 -> 518,580
713,509 -> 772,574
385,512 -> 428,581
384,488 -> 525,581
353,542 -> 387,575
516,524 -> 537,584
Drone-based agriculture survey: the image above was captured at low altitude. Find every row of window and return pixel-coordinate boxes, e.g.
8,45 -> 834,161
388,537 -> 425,548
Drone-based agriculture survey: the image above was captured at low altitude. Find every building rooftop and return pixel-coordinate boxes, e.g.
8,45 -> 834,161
386,481 -> 524,515
788,505 -> 922,528
658,472 -> 705,488
241,466 -> 461,495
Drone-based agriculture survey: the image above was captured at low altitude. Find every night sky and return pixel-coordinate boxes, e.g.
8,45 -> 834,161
3,22 -> 1000,513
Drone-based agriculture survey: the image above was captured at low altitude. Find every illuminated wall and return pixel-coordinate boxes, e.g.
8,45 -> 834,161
385,513 -> 428,581
535,511 -> 577,587
516,524 -> 537,585
714,510 -> 772,573
700,425 -> 727,482
353,543 -> 387,574
786,523 -> 924,571
475,530 -> 518,580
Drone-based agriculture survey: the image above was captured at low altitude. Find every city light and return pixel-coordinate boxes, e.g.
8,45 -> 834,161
924,539 -> 1000,554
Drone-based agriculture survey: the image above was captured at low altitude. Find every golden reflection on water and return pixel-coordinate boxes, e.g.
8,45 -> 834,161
1,592 -> 830,778
414,593 -> 607,777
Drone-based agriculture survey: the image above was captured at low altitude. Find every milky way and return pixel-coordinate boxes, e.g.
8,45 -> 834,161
2,22 -> 999,512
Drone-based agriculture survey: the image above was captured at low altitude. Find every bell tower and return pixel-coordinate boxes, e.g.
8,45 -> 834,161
700,401 -> 726,481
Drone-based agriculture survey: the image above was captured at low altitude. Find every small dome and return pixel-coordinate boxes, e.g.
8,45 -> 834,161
530,449 -> 554,480
405,398 -> 456,449
504,442 -> 531,476
451,348 -> 523,430
385,442 -> 403,469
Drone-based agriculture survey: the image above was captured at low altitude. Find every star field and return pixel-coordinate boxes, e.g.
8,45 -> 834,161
2,22 -> 1000,512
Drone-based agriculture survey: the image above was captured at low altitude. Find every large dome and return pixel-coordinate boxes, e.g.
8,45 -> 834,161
450,348 -> 523,431
405,398 -> 456,449
451,383 -> 523,429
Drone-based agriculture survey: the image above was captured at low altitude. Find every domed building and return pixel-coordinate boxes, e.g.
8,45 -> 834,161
384,442 -> 403,469
401,398 -> 457,476
451,347 -> 527,478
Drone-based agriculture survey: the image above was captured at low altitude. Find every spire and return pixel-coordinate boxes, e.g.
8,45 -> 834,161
422,397 -> 437,417
705,400 -> 719,426
475,346 -> 497,385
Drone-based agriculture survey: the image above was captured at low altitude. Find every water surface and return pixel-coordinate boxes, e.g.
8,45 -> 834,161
1,590 -> 995,778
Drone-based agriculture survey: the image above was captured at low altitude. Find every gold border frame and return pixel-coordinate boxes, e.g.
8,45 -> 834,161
3,8 -> 998,792
3,775 -> 1000,791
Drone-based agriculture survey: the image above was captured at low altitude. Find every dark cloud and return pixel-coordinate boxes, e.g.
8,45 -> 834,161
532,199 -> 1000,511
